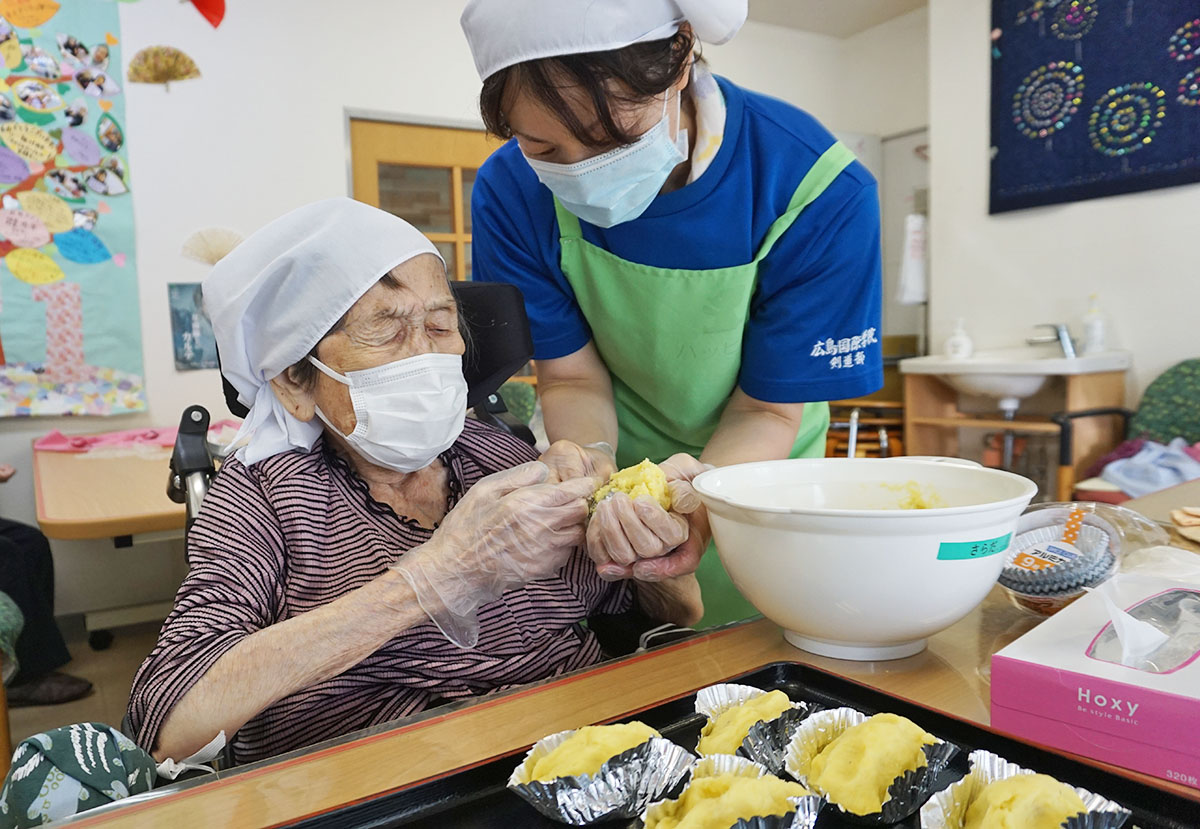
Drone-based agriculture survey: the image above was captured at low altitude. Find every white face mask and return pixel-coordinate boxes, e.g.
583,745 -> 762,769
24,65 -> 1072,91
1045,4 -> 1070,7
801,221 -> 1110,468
308,352 -> 468,473
522,91 -> 688,228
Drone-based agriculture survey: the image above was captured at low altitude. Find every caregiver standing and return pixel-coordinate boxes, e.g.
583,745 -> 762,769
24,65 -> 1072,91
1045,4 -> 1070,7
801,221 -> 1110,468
462,0 -> 883,626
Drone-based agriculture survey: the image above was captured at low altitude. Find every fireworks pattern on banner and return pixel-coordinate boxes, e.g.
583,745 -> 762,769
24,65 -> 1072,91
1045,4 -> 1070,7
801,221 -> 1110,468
1016,0 -> 1065,26
991,0 -> 1200,212
1179,67 -> 1200,106
1167,19 -> 1199,61
1052,1 -> 1099,40
1013,62 -> 1085,138
1087,82 -> 1168,157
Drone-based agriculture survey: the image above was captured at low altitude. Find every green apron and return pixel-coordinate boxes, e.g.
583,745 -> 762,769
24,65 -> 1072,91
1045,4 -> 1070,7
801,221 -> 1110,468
556,142 -> 857,627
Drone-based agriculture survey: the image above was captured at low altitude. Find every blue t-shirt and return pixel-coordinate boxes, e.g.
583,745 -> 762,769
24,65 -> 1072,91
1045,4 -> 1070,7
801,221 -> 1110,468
471,76 -> 883,404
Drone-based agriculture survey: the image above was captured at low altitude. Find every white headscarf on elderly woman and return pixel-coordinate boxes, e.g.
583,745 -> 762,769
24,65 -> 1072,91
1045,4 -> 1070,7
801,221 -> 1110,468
203,197 -> 445,466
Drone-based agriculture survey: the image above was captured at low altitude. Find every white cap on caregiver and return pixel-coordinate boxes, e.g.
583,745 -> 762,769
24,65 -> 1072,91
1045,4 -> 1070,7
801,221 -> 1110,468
460,0 -> 748,81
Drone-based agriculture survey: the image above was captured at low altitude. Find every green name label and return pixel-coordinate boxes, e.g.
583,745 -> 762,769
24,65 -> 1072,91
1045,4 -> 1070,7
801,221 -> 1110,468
937,533 -> 1012,561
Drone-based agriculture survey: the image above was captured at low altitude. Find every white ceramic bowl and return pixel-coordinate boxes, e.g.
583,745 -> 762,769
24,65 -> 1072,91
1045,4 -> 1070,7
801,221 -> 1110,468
692,458 -> 1038,661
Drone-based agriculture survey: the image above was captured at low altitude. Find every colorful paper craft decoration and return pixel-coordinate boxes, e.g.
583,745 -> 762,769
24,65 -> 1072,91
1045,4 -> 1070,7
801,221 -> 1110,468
190,0 -> 224,29
127,45 -> 200,87
0,1 -> 143,416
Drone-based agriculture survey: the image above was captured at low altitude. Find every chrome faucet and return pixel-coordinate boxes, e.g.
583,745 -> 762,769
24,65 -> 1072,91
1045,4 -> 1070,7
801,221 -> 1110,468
1026,324 -> 1076,359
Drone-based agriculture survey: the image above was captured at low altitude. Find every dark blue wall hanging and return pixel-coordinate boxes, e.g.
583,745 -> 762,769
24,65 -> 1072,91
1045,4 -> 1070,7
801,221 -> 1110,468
990,1 -> 1200,213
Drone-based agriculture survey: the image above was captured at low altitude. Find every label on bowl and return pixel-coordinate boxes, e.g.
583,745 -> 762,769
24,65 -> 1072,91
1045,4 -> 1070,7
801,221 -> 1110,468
1011,541 -> 1081,572
936,533 -> 1012,560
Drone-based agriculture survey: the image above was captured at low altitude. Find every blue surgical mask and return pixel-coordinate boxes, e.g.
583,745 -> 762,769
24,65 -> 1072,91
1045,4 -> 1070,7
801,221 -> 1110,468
523,92 -> 688,228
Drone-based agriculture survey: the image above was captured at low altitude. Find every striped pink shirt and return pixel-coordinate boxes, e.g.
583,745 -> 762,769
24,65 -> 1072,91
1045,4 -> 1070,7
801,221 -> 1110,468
126,419 -> 630,764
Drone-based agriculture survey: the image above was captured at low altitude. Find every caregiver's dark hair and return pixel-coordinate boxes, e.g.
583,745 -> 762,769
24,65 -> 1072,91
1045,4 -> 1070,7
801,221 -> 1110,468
479,28 -> 695,150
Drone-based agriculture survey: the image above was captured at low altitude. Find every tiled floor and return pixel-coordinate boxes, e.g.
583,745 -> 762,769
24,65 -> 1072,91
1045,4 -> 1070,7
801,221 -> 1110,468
8,619 -> 162,745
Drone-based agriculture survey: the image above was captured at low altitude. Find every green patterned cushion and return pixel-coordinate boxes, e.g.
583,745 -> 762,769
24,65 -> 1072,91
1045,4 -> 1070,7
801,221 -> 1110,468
0,724 -> 156,827
1129,359 -> 1200,444
0,593 -> 23,685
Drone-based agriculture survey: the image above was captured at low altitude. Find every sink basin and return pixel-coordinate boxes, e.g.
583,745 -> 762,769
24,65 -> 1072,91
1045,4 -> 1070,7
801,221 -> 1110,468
899,348 -> 1132,403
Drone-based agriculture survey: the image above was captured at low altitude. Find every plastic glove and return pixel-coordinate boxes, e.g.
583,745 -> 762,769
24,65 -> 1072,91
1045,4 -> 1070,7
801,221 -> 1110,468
587,454 -> 712,582
393,461 -> 597,648
539,439 -> 618,484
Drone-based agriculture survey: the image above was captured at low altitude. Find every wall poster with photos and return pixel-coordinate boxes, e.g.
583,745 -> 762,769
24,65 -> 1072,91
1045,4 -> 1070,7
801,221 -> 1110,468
0,0 -> 141,416
990,1 -> 1200,213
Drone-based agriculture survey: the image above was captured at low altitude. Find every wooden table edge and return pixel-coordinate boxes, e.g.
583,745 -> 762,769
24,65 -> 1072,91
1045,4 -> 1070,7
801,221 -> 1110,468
31,443 -> 186,540
62,621 -> 1199,828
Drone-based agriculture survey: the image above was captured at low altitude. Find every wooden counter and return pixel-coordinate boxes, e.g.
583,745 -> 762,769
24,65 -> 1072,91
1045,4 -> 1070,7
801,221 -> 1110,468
64,581 -> 1199,828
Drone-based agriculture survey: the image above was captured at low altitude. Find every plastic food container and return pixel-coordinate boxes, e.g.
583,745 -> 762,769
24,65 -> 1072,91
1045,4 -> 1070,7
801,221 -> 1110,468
693,458 -> 1038,660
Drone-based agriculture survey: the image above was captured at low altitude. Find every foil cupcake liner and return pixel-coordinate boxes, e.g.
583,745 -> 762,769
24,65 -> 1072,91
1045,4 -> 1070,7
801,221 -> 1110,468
693,753 -> 771,780
1001,553 -> 1118,618
783,707 -> 961,824
695,683 -> 818,764
919,748 -> 1131,829
1001,549 -> 1116,594
508,730 -> 694,825
730,795 -> 826,829
1002,524 -> 1110,587
645,754 -> 825,829
738,706 -> 822,776
695,683 -> 779,720
586,491 -> 612,517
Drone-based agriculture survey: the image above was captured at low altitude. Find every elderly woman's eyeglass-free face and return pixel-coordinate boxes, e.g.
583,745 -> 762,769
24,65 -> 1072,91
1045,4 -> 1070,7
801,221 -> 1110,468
308,254 -> 464,432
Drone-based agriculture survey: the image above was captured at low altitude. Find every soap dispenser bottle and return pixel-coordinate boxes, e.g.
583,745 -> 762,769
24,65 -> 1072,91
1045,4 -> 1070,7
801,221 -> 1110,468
1080,294 -> 1109,355
943,318 -> 974,360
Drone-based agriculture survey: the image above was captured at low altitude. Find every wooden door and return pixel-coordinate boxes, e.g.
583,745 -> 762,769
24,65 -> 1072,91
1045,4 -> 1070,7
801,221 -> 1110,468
349,119 -> 535,386
349,119 -> 501,282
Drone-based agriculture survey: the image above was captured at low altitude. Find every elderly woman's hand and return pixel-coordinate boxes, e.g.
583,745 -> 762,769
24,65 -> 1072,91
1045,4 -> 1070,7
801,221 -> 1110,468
586,454 -> 712,583
393,461 -> 597,647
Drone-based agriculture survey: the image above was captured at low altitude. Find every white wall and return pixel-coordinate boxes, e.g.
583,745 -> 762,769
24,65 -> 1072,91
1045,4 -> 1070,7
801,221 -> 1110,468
718,9 -> 930,138
836,8 -> 930,137
929,0 -> 1200,402
2,2 -> 922,614
708,19 -> 844,123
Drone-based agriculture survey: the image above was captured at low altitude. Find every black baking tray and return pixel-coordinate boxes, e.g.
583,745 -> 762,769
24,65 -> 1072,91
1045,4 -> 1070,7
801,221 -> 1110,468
287,661 -> 1199,828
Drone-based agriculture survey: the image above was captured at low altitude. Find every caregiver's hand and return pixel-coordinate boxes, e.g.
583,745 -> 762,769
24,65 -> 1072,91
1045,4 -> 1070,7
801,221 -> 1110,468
539,439 -> 618,484
587,454 -> 712,582
392,461 -> 597,647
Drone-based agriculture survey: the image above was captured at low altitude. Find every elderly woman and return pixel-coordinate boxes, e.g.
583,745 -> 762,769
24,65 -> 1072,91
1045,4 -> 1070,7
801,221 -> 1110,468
127,199 -> 703,765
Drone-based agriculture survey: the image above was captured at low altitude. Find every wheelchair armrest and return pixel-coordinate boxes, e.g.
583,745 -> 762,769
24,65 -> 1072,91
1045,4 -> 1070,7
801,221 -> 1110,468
168,406 -> 220,530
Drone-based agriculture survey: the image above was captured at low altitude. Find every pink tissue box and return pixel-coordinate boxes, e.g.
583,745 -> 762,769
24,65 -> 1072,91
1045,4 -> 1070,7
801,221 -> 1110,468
991,575 -> 1200,791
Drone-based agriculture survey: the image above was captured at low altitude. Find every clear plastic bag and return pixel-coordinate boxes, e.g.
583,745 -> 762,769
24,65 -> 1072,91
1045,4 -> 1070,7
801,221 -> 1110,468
1088,588 -> 1200,673
999,502 -> 1170,616
1019,501 -> 1170,560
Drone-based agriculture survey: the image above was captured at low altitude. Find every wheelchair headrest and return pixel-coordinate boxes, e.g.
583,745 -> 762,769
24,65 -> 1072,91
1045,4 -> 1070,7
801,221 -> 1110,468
219,280 -> 534,419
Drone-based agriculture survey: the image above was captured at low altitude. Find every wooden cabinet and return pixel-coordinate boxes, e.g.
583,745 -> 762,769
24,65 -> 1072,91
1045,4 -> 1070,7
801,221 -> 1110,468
904,372 -> 1127,498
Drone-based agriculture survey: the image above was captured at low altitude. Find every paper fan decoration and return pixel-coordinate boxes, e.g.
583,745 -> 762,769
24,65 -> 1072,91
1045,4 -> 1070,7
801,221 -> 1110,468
182,227 -> 244,265
127,46 -> 201,87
